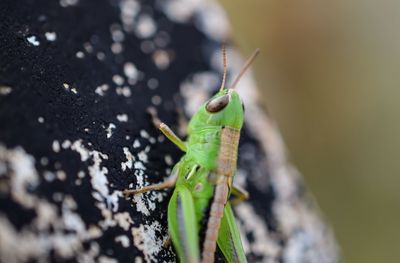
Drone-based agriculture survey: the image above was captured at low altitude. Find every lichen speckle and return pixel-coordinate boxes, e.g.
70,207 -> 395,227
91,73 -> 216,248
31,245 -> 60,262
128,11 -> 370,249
131,221 -> 168,262
0,85 -> 12,95
121,147 -> 134,171
133,139 -> 141,148
60,0 -> 79,8
95,84 -> 109,96
106,123 -> 116,138
52,140 -> 60,152
151,95 -> 162,105
45,32 -> 57,41
97,52 -> 106,61
111,42 -> 123,54
135,14 -> 157,39
115,235 -> 130,248
27,35 -> 40,46
112,75 -> 124,86
152,50 -> 171,70
63,83 -> 78,94
147,78 -> 158,90
76,51 -> 85,58
116,86 -> 131,97
123,62 -> 139,83
116,114 -> 128,122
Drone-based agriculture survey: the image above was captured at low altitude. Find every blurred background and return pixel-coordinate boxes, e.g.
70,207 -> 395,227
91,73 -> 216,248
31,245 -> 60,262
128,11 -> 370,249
219,0 -> 400,262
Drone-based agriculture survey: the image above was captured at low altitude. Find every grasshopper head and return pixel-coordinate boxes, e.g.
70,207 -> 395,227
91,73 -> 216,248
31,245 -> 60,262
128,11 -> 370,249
187,46 -> 259,132
203,88 -> 245,129
187,88 -> 244,132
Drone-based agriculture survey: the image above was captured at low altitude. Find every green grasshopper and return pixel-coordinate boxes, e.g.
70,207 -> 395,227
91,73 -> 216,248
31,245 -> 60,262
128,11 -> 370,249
124,46 -> 259,263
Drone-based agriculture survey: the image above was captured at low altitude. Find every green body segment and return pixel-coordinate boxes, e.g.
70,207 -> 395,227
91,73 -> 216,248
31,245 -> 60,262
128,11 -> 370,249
167,89 -> 247,262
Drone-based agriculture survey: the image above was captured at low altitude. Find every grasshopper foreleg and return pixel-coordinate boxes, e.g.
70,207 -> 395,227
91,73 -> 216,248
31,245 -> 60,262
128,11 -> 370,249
147,107 -> 187,152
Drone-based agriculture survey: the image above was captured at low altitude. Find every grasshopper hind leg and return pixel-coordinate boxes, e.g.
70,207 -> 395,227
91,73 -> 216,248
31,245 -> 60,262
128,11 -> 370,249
168,185 -> 201,263
229,184 -> 249,205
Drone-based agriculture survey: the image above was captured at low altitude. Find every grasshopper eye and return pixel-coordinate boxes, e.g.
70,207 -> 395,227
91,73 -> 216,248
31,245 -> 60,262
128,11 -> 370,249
206,94 -> 229,113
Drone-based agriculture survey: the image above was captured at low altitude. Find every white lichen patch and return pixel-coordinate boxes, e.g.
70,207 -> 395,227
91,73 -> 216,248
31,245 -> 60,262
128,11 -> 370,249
133,161 -> 146,170
62,197 -> 85,233
111,42 -> 123,54
115,235 -> 130,248
60,0 -> 79,7
235,203 -> 280,259
139,129 -> 149,139
116,86 -> 131,97
131,221 -> 166,262
52,140 -> 61,152
45,32 -> 57,41
56,170 -> 66,181
71,140 -> 90,161
0,145 -> 39,207
110,23 -> 125,42
135,14 -> 157,39
133,139 -> 141,148
160,0 -> 228,41
164,155 -> 173,166
147,78 -> 158,89
95,84 -> 110,96
63,83 -> 78,94
38,116 -> 44,123
76,51 -> 85,58
140,40 -> 155,54
159,0 -> 198,23
121,147 -> 135,171
112,75 -> 124,86
98,256 -> 118,263
0,85 -> 12,95
152,50 -> 171,70
119,0 -> 140,32
124,62 -> 139,82
180,71 -> 219,115
62,140 -> 72,149
137,149 -> 148,163
43,171 -> 56,182
116,114 -> 128,122
69,140 -> 124,218
96,52 -> 106,61
114,212 -> 134,231
27,35 -> 40,46
0,145 -> 111,262
106,123 -> 116,138
83,42 -> 93,53
151,95 -> 162,105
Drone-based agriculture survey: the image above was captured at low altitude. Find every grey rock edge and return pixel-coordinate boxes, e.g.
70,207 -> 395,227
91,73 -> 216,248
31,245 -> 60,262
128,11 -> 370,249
0,0 -> 339,262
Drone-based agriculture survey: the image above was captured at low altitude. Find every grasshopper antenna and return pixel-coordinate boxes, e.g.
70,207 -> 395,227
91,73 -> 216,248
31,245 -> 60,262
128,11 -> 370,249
219,43 -> 228,92
230,48 -> 260,90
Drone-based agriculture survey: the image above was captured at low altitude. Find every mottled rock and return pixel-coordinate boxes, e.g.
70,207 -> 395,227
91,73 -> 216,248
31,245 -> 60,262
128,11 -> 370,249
0,0 -> 338,262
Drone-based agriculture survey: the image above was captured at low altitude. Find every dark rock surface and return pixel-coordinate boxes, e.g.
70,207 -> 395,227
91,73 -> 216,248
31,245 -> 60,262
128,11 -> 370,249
0,0 -> 338,262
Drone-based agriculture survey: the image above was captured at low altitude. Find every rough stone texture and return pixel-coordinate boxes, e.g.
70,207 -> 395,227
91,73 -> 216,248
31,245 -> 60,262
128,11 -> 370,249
0,0 -> 339,262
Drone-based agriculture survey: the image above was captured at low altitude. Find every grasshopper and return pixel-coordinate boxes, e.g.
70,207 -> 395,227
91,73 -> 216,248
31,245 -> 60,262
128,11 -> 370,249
124,45 -> 259,263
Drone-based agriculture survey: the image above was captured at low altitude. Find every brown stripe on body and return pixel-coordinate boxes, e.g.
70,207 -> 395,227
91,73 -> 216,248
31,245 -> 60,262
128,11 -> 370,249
216,127 -> 240,179
201,127 -> 240,263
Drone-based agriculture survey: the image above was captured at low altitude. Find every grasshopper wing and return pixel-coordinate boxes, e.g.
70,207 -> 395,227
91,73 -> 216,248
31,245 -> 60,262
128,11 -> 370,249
217,202 -> 247,263
168,185 -> 200,263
